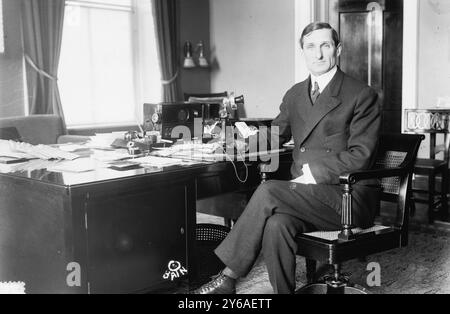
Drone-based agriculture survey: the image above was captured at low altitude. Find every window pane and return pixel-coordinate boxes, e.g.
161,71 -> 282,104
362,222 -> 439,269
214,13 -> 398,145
60,0 -> 161,127
60,6 -> 135,126
135,0 -> 162,108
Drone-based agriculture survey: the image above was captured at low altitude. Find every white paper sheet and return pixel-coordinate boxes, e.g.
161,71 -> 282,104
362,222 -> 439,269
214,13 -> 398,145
47,158 -> 107,173
132,156 -> 183,167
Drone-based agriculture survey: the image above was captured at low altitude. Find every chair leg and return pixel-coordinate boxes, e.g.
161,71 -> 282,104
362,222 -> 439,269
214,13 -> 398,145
428,174 -> 436,224
305,258 -> 316,284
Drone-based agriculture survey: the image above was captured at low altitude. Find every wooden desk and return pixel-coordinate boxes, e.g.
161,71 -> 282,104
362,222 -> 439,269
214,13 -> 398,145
0,149 -> 292,293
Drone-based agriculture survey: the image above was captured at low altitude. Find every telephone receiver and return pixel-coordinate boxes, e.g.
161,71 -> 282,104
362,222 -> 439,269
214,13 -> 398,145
233,95 -> 245,106
225,94 -> 245,111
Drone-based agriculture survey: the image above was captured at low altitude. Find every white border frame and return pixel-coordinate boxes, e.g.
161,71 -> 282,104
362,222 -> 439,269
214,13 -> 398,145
0,0 -> 4,54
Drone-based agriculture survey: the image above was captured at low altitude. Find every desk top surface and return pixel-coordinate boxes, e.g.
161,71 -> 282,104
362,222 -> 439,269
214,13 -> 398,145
0,146 -> 290,188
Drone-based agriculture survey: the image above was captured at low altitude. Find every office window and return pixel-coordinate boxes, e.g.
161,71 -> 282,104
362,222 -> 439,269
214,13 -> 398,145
59,0 -> 161,127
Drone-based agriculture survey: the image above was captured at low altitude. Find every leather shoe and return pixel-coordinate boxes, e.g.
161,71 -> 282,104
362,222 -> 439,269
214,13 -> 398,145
192,271 -> 236,294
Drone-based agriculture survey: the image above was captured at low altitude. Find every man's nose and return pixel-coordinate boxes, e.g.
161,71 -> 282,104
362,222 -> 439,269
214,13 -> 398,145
315,47 -> 323,59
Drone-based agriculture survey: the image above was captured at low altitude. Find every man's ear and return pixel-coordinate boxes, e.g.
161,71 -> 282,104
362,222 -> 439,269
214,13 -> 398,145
299,42 -> 304,55
336,43 -> 342,57
299,46 -> 305,59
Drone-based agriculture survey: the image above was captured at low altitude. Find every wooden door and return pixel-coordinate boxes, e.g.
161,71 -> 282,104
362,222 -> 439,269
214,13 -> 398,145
329,0 -> 403,133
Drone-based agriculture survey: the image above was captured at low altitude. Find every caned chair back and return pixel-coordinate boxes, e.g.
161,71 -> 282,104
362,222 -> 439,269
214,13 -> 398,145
370,133 -> 424,233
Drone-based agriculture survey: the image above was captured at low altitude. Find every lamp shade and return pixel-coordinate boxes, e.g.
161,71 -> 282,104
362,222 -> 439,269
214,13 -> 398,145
197,41 -> 209,68
183,57 -> 196,68
198,56 -> 209,68
183,41 -> 196,68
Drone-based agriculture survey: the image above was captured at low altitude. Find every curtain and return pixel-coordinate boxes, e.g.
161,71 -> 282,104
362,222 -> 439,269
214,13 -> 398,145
21,0 -> 67,131
152,0 -> 182,102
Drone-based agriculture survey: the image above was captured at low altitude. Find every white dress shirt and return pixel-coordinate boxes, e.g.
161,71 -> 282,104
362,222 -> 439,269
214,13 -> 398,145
310,66 -> 338,94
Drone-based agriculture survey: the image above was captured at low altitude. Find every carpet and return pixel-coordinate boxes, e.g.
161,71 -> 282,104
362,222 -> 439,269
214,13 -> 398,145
197,214 -> 450,294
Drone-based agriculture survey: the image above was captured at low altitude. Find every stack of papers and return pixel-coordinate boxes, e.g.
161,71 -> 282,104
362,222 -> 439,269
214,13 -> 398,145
47,158 -> 106,173
58,143 -> 87,152
86,132 -> 126,149
0,282 -> 26,294
90,149 -> 131,162
152,142 -> 222,157
0,140 -> 79,160
132,156 -> 183,167
0,159 -> 54,174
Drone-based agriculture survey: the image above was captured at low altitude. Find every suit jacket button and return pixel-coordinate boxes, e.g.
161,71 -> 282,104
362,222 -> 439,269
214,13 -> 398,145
300,147 -> 306,153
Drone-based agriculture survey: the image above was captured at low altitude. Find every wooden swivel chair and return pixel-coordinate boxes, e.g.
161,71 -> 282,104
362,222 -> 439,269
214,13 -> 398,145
295,133 -> 424,294
259,133 -> 423,294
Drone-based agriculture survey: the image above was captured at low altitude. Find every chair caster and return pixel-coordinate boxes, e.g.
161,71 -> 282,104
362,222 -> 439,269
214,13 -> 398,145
323,273 -> 351,288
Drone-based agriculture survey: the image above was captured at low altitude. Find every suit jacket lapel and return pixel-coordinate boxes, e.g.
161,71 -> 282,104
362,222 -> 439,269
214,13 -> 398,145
297,69 -> 344,145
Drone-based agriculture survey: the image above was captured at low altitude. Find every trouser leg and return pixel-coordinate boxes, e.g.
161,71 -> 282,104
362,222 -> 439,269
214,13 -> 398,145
261,213 -> 311,294
214,181 -> 283,277
214,180 -> 341,277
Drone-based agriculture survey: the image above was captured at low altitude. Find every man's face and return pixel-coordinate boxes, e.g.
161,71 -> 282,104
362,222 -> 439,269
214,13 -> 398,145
302,28 -> 341,77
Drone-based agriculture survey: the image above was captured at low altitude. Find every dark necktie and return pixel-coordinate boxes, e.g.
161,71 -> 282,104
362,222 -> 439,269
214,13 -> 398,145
311,81 -> 320,105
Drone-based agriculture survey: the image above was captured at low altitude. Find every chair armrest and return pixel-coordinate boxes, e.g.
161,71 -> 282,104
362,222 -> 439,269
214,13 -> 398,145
339,167 -> 407,185
338,166 -> 409,242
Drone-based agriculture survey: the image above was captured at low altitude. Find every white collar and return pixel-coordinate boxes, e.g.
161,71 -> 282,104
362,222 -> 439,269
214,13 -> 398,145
310,66 -> 338,93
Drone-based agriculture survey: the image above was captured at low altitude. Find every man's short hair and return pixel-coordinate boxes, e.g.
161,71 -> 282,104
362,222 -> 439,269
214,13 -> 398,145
300,22 -> 340,48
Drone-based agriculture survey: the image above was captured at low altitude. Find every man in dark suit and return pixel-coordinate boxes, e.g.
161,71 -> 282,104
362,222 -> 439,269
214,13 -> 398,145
193,22 -> 381,294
